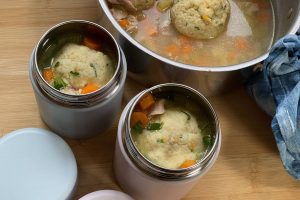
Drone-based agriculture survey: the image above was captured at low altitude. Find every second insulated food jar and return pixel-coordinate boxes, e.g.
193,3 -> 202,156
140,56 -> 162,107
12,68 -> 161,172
114,83 -> 221,200
29,20 -> 127,138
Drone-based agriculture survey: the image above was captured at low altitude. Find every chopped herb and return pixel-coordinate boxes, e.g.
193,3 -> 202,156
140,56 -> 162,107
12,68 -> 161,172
70,71 -> 80,76
157,139 -> 164,143
132,121 -> 143,134
90,63 -> 97,77
54,62 -> 60,68
181,110 -> 191,120
195,26 -> 200,30
147,122 -> 163,131
203,135 -> 215,149
53,76 -> 67,90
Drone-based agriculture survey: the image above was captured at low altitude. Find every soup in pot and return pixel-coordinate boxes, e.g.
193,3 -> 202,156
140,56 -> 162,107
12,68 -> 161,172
107,0 -> 274,67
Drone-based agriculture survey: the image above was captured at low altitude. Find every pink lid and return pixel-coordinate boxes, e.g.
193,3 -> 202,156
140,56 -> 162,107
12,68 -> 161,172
79,190 -> 134,200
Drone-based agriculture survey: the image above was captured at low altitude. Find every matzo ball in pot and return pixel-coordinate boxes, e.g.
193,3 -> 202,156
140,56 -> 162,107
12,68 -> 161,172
171,0 -> 230,39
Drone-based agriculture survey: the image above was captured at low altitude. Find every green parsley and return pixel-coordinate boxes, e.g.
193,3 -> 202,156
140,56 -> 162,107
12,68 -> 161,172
70,71 -> 80,76
53,62 -> 60,68
53,76 -> 67,90
90,63 -> 97,77
132,121 -> 143,134
181,110 -> 191,120
157,139 -> 164,143
146,122 -> 162,131
203,135 -> 215,149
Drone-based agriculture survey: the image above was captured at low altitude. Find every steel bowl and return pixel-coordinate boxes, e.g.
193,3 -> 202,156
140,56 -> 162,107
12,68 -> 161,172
98,0 -> 300,96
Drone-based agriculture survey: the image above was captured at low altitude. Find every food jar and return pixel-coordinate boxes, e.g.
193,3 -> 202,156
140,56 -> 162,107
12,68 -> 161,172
114,83 -> 221,200
29,20 -> 127,139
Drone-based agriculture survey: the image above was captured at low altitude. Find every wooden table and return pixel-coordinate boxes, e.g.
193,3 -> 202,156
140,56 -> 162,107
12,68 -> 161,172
0,0 -> 299,199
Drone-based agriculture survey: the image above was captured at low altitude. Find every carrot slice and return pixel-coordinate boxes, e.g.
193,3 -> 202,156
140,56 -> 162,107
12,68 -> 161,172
165,43 -> 180,58
131,112 -> 149,128
81,83 -> 100,94
83,37 -> 101,50
43,68 -> 53,82
139,93 -> 155,111
118,19 -> 129,29
234,37 -> 249,51
179,35 -> 193,54
179,160 -> 197,168
146,25 -> 158,37
182,45 -> 192,54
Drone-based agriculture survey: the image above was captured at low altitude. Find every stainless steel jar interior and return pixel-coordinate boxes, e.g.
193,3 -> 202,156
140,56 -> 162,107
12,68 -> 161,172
123,83 -> 221,180
33,20 -> 122,106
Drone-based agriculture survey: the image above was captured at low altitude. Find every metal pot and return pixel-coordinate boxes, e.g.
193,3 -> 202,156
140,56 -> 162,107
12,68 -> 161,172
98,0 -> 300,96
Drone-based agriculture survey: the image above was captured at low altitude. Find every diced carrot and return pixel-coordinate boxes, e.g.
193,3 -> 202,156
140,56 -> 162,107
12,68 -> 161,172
179,35 -> 193,54
118,19 -> 129,29
179,160 -> 197,169
146,25 -> 158,37
43,68 -> 53,82
234,37 -> 249,51
139,93 -> 155,111
83,37 -> 101,50
130,112 -> 149,128
81,83 -> 100,94
182,45 -> 192,54
165,43 -> 180,58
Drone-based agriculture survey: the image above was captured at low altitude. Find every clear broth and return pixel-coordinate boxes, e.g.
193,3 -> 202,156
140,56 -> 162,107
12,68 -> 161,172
111,0 -> 274,67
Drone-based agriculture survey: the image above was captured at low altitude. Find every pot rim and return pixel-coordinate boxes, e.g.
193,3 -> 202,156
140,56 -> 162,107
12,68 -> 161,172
99,0 -> 300,72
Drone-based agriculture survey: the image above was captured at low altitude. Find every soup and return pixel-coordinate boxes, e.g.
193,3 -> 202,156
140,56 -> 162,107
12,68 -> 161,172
130,92 -> 214,169
108,0 -> 274,67
38,33 -> 115,95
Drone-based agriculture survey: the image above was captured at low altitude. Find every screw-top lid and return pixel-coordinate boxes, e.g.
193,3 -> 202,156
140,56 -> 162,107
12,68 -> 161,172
0,128 -> 77,200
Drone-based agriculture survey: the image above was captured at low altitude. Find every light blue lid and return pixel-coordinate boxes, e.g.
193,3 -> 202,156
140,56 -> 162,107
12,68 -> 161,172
0,128 -> 77,200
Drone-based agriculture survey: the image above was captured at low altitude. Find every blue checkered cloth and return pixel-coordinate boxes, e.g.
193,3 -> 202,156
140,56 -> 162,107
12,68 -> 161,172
244,29 -> 300,180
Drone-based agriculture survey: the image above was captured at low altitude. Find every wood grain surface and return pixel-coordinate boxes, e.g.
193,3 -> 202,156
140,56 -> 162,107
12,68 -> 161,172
0,0 -> 299,199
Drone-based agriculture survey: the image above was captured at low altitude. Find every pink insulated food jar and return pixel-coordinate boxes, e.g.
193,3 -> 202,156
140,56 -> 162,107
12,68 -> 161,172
114,83 -> 221,200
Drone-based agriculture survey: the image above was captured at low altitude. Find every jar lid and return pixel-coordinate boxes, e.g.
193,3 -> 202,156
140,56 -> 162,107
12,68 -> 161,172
0,128 -> 77,200
79,190 -> 134,200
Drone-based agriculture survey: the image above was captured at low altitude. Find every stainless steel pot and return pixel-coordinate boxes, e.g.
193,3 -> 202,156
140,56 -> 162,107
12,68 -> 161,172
98,0 -> 300,96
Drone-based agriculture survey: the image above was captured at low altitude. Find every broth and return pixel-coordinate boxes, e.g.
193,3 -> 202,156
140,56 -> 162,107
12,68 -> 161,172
130,92 -> 214,169
109,0 -> 274,67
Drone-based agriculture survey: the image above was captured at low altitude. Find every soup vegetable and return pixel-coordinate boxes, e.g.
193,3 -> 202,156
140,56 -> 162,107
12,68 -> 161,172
130,93 -> 214,169
39,35 -> 114,95
107,0 -> 274,66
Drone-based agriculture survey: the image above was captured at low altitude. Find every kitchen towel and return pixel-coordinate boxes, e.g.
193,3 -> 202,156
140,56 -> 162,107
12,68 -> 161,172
243,29 -> 300,180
